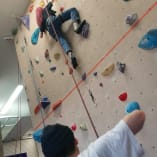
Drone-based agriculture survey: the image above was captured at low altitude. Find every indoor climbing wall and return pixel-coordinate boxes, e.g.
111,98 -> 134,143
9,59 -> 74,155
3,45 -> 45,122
15,0 -> 157,156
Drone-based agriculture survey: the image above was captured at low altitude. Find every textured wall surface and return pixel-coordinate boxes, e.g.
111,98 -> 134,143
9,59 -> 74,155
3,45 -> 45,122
15,0 -> 157,157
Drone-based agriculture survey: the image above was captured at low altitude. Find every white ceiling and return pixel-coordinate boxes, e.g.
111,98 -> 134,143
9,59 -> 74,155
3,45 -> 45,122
0,0 -> 31,140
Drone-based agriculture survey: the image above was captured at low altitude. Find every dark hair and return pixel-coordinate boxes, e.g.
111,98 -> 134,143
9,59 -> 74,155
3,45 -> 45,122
41,124 -> 75,157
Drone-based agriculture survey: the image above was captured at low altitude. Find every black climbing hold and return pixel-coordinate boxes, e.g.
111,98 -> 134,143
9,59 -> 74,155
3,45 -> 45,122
50,66 -> 56,72
93,72 -> 98,76
117,62 -> 126,73
99,82 -> 103,87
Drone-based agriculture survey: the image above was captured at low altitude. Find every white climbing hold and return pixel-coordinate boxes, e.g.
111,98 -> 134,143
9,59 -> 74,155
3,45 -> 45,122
80,123 -> 88,131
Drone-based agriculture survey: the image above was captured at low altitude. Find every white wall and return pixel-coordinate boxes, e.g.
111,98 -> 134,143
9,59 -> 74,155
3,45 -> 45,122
15,0 -> 157,157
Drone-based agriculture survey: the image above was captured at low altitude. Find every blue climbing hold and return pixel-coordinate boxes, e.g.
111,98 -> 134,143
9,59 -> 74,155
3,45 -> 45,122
33,128 -> 43,143
31,28 -> 40,45
125,101 -> 140,113
41,97 -> 51,109
138,29 -> 157,50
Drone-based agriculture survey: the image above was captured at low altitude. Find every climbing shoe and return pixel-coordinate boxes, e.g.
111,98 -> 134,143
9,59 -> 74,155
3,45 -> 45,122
75,20 -> 86,34
71,56 -> 78,69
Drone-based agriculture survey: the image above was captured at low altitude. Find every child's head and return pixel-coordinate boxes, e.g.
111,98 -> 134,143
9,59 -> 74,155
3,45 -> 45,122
41,124 -> 79,157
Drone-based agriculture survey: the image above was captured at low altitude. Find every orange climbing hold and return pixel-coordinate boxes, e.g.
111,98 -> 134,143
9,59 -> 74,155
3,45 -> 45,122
52,99 -> 62,111
34,104 -> 41,114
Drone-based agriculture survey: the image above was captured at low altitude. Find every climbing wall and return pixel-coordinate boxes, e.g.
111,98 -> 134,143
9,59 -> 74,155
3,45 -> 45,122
15,0 -> 157,156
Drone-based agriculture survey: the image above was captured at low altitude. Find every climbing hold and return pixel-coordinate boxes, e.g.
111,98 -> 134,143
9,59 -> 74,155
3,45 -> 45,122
117,62 -> 126,73
24,37 -> 27,45
29,4 -> 34,13
39,0 -> 45,7
52,99 -> 62,111
93,72 -> 98,76
71,123 -> 77,131
125,101 -> 140,113
41,97 -> 51,109
69,67 -> 73,75
45,49 -> 51,62
82,72 -> 87,81
99,82 -> 103,87
102,63 -> 115,76
21,46 -> 25,52
125,13 -> 138,25
35,57 -> 40,64
39,71 -> 44,77
138,29 -> 157,50
81,21 -> 90,38
50,66 -> 56,72
36,7 -> 43,27
28,70 -> 31,74
80,123 -> 88,131
34,104 -> 41,114
54,53 -> 61,60
61,72 -> 64,76
31,28 -> 40,45
60,7 -> 64,13
33,128 -> 43,143
119,92 -> 127,101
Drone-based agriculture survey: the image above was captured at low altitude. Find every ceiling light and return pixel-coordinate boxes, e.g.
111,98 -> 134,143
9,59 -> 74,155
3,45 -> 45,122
0,85 -> 23,114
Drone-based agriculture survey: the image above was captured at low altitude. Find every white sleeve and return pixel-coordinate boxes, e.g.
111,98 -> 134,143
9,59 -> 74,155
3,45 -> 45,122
79,120 -> 144,157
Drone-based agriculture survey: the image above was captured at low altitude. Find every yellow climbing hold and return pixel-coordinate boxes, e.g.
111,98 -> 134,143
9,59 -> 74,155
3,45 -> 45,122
102,63 -> 115,76
54,53 -> 61,60
39,0 -> 45,7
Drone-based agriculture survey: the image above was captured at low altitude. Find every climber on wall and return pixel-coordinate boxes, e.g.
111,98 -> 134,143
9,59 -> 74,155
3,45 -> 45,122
40,110 -> 145,157
39,0 -> 87,69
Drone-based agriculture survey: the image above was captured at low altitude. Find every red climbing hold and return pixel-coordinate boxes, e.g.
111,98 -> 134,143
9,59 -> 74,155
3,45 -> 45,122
69,67 -> 73,74
119,92 -> 127,101
60,7 -> 64,13
71,123 -> 77,131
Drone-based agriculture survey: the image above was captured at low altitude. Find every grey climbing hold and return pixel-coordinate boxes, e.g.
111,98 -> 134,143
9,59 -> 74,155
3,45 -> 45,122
93,72 -> 98,76
82,72 -> 87,81
125,13 -> 138,25
35,57 -> 40,64
39,71 -> 44,77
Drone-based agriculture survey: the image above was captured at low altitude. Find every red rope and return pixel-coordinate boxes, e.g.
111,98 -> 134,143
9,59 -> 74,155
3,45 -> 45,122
44,0 -> 99,137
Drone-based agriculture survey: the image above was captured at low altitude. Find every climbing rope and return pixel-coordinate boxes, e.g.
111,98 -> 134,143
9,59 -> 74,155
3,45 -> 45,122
44,0 -> 99,138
